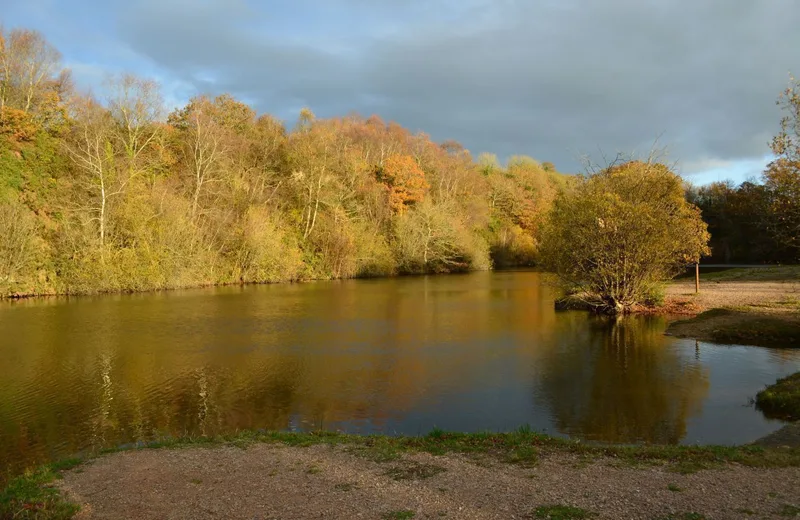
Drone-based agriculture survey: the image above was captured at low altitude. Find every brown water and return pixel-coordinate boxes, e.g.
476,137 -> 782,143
1,271 -> 799,477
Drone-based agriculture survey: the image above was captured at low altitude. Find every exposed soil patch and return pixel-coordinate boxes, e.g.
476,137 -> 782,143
58,444 -> 800,520
663,275 -> 800,347
665,277 -> 800,315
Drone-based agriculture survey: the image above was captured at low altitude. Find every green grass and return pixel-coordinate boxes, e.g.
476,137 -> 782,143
667,483 -> 682,492
757,372 -> 800,421
698,266 -> 800,282
5,428 -> 800,519
0,465 -> 80,520
381,510 -> 415,520
710,317 -> 800,346
533,504 -> 595,519
668,309 -> 800,347
778,503 -> 800,517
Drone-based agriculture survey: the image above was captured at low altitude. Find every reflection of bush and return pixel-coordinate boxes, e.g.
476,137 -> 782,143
535,316 -> 710,444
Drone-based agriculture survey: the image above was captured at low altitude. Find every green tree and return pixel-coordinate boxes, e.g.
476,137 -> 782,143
540,160 -> 710,314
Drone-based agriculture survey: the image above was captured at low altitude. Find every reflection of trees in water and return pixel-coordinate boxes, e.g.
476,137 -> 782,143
534,315 -> 710,444
0,271 -> 571,476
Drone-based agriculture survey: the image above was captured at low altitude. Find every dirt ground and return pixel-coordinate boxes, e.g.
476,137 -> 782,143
58,444 -> 800,520
665,278 -> 800,313
664,278 -> 800,346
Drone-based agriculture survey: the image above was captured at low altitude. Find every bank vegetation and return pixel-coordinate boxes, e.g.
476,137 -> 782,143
0,27 -> 571,299
1,25 -> 799,316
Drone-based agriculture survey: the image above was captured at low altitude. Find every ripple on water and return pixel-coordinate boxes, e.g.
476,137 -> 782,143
1,272 -> 799,478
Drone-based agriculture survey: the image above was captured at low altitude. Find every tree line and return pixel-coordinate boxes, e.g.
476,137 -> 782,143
1,25 -> 797,307
687,77 -> 800,265
0,27 -> 570,297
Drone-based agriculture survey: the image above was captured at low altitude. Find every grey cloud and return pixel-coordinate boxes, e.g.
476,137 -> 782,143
116,0 -> 800,173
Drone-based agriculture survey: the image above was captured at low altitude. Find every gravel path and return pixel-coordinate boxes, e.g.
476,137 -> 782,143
59,444 -> 800,520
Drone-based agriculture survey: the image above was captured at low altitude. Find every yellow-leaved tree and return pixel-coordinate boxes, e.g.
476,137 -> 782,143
540,160 -> 710,314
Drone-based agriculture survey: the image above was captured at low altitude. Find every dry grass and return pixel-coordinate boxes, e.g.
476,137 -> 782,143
664,267 -> 800,347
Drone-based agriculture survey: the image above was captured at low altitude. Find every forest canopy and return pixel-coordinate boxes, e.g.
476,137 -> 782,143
0,26 -> 570,297
0,25 -> 795,300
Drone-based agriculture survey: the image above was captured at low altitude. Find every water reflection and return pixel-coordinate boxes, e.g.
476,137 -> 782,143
534,315 -> 709,444
1,271 -> 798,480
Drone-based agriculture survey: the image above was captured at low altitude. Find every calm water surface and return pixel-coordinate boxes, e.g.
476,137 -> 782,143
2,271 -> 799,477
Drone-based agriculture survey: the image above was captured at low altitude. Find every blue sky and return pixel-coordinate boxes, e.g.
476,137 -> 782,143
1,0 -> 796,184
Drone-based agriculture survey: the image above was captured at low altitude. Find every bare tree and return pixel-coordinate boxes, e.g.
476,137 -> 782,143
0,199 -> 36,290
106,74 -> 164,176
65,98 -> 125,248
183,99 -> 226,218
0,28 -> 62,112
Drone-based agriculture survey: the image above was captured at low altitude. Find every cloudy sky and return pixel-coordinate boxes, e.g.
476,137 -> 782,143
2,0 -> 798,183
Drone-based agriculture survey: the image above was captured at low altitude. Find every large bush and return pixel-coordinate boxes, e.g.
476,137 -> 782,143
540,160 -> 709,313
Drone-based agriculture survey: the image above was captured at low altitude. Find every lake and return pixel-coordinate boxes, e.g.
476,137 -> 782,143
1,270 -> 798,477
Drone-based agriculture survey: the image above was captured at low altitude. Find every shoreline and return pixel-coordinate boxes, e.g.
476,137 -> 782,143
5,429 -> 800,520
0,267 -> 508,302
662,268 -> 800,348
665,308 -> 800,348
5,266 -> 800,518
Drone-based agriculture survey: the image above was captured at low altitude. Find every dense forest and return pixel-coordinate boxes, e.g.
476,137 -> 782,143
688,178 -> 798,264
0,26 -> 797,298
0,27 -> 571,297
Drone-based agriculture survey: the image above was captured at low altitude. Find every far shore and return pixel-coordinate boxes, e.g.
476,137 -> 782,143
663,266 -> 800,348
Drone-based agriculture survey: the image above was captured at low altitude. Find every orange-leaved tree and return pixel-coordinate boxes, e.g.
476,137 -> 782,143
375,154 -> 429,214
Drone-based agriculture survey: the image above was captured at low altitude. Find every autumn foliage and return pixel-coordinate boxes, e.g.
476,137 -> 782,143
376,154 -> 429,214
0,108 -> 37,142
688,77 -> 800,264
5,24 -> 793,301
0,25 -> 577,297
540,160 -> 710,313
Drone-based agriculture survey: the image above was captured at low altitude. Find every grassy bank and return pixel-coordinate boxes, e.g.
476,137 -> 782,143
696,266 -> 800,283
757,373 -> 800,421
665,308 -> 800,347
4,428 -> 800,519
663,266 -> 800,347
